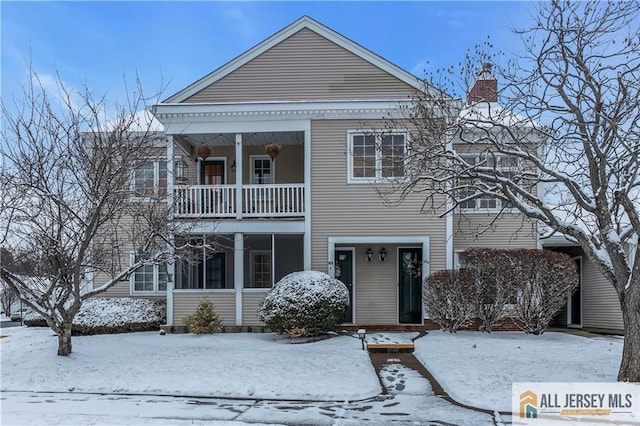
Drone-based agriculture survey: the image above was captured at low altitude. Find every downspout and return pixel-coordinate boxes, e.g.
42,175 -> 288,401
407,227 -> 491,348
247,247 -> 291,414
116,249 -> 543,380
445,111 -> 455,270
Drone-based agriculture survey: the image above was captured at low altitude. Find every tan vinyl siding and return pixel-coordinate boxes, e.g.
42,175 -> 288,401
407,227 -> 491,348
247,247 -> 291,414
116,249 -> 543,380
453,213 -> 538,250
173,291 -> 236,326
311,119 -> 446,274
581,256 -> 624,331
184,28 -> 417,103
95,276 -> 131,298
351,245 -> 398,324
242,291 -> 268,326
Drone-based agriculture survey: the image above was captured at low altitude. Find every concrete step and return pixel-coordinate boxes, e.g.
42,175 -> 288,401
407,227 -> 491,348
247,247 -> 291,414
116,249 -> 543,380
367,342 -> 415,353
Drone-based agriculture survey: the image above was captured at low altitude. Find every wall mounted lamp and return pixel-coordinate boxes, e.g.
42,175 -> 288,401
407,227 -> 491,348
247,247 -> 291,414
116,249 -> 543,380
379,248 -> 387,262
231,160 -> 236,172
366,248 -> 373,262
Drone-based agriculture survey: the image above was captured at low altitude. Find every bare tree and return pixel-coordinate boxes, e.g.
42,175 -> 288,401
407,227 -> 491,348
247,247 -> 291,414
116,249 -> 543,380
0,68 -> 180,355
388,1 -> 640,381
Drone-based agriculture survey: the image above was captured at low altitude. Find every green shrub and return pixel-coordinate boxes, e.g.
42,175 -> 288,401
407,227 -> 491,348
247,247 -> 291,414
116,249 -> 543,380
183,297 -> 223,334
258,271 -> 349,336
23,298 -> 166,335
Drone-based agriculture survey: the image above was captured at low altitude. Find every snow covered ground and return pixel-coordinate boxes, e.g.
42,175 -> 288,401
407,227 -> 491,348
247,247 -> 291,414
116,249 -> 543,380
414,330 -> 623,412
3,326 -> 624,424
1,326 -> 494,425
1,326 -> 380,401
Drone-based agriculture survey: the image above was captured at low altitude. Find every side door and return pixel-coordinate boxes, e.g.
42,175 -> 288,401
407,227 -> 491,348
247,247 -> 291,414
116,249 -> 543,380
335,250 -> 354,323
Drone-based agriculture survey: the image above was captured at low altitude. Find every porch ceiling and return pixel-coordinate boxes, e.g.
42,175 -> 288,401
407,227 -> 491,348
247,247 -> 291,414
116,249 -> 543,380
179,131 -> 304,147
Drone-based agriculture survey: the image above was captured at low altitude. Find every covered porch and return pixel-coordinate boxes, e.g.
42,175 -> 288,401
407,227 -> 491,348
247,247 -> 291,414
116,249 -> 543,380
167,130 -> 308,220
169,233 -> 305,327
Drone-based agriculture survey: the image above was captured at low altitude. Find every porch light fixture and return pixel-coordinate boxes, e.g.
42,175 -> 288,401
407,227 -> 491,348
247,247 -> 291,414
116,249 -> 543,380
231,160 -> 236,172
379,248 -> 387,262
357,328 -> 367,350
366,248 -> 373,262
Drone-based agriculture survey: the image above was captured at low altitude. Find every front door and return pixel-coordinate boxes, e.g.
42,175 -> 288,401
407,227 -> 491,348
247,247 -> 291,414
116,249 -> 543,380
399,248 -> 422,324
335,250 -> 354,323
200,160 -> 225,185
200,161 -> 226,214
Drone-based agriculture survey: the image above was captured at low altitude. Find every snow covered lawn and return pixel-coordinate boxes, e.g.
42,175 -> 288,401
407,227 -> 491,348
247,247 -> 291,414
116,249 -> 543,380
1,327 -> 380,401
415,330 -> 623,412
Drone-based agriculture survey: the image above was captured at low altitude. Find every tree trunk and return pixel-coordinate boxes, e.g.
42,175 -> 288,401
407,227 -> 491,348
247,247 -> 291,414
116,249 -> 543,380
618,292 -> 640,382
57,322 -> 73,356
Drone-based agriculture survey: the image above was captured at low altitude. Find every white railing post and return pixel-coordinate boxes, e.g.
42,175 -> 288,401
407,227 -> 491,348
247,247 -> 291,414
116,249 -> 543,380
235,133 -> 243,220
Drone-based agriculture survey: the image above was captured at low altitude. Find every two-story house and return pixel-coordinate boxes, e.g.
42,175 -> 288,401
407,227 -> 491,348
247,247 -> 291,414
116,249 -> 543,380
92,16 -> 623,333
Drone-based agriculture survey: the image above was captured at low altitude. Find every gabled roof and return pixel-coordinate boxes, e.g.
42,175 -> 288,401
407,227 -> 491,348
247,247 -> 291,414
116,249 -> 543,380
164,16 -> 433,104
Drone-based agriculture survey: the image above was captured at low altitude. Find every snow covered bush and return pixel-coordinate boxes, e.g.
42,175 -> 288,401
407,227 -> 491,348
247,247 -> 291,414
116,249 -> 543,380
424,270 -> 476,332
459,248 -> 518,332
23,298 -> 166,335
508,249 -> 579,335
183,297 -> 223,334
257,271 -> 349,336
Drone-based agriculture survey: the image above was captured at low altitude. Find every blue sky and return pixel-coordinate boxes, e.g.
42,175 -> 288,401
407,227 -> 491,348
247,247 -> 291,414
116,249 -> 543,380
1,1 -> 536,106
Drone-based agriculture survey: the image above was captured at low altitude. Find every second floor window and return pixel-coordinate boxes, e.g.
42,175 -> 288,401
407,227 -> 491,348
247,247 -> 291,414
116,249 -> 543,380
251,156 -> 273,184
458,154 -> 519,211
133,159 -> 167,198
349,132 -> 407,182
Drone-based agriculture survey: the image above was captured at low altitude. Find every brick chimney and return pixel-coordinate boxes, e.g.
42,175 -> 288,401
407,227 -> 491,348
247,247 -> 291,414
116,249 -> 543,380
467,63 -> 497,105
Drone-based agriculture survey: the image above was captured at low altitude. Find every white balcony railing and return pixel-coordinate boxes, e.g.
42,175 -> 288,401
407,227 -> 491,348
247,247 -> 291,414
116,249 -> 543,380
174,184 -> 304,219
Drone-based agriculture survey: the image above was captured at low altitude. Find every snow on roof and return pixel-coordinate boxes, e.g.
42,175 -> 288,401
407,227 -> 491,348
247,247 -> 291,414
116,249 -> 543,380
459,102 -> 538,128
91,109 -> 164,133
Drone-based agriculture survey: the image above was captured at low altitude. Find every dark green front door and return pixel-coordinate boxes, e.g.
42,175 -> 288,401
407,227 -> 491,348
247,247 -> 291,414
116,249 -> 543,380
399,248 -> 422,324
335,250 -> 354,323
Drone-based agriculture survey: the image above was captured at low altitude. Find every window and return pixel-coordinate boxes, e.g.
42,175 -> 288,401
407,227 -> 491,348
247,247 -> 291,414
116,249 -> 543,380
381,134 -> 406,178
457,154 -> 519,211
205,253 -> 226,289
132,254 -> 168,293
349,132 -> 407,182
133,159 -> 167,198
251,156 -> 272,184
175,248 -> 230,290
250,251 -> 272,288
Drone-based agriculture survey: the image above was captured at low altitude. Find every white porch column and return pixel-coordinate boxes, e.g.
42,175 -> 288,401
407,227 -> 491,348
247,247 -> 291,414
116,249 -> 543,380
166,135 -> 175,325
234,232 -> 244,326
235,133 -> 243,220
303,123 -> 312,270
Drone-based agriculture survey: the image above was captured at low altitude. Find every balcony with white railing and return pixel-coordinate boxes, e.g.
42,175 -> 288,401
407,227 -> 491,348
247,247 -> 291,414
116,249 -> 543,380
174,184 -> 305,219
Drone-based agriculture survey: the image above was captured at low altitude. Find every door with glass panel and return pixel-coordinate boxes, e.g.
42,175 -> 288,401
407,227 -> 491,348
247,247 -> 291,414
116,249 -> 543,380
200,160 -> 225,214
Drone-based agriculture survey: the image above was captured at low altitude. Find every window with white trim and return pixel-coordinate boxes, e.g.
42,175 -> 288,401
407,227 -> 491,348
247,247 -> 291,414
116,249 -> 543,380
133,159 -> 167,198
457,154 -> 519,211
132,254 -> 168,293
249,250 -> 272,288
349,132 -> 407,182
251,156 -> 273,184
